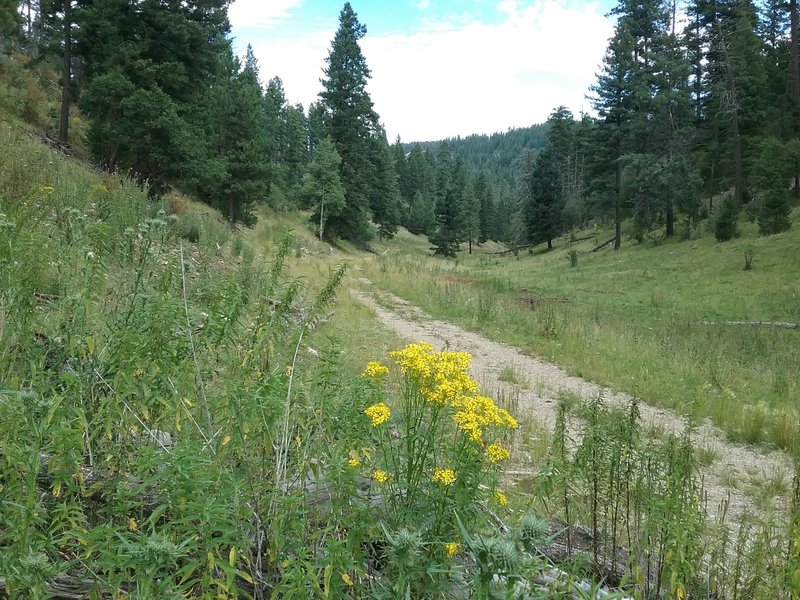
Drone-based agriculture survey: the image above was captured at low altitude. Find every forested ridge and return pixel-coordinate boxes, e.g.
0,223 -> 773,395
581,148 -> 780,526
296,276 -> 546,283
2,0 -> 798,254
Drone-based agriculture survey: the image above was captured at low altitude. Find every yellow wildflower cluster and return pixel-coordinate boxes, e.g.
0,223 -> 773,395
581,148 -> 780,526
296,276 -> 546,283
347,450 -> 361,468
431,468 -> 457,486
486,443 -> 511,463
390,342 -> 477,405
451,395 -> 518,445
372,469 -> 390,484
364,402 -> 391,426
493,491 -> 508,506
362,360 -> 389,382
444,542 -> 459,557
387,342 -> 518,446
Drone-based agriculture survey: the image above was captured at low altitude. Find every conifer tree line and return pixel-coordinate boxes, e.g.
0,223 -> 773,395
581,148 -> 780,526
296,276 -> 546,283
518,0 -> 800,251
0,1 -> 405,240
3,0 -> 798,249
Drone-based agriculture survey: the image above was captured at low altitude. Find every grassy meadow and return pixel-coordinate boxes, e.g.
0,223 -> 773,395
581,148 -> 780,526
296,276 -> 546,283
360,217 -> 800,451
1,93 -> 799,595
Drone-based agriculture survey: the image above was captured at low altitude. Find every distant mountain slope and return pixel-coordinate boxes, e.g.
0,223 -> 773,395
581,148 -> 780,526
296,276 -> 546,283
406,123 -> 548,186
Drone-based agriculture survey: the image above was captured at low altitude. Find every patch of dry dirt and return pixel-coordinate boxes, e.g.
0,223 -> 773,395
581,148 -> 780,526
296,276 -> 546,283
351,282 -> 795,525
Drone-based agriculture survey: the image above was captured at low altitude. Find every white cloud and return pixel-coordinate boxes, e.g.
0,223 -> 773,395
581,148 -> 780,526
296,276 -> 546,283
228,0 -> 302,28
242,0 -> 615,141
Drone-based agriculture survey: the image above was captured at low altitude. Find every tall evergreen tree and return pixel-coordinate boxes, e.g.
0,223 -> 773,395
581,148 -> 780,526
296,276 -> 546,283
215,46 -> 272,224
369,136 -> 402,239
463,180 -> 480,253
318,2 -> 381,243
590,23 -> 636,249
76,0 -> 230,192
429,142 -> 465,257
523,146 -> 562,249
0,0 -> 22,50
280,103 -> 309,194
752,137 -> 793,234
474,171 -> 495,243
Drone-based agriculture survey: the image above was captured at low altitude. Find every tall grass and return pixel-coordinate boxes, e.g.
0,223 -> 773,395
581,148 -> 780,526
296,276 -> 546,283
361,241 -> 800,451
3,121 -> 798,598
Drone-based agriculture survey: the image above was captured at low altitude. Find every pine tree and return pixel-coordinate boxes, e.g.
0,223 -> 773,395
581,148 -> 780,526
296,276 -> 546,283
715,195 -> 741,241
406,190 -> 436,235
429,142 -> 464,257
307,101 -> 327,154
752,138 -> 793,234
474,171 -> 495,243
369,136 -> 402,239
590,23 -> 637,249
216,46 -> 272,224
280,103 -> 309,194
463,181 -> 480,253
0,0 -> 22,50
264,76 -> 285,165
76,0 -> 230,193
524,146 -> 562,249
319,2 -> 381,243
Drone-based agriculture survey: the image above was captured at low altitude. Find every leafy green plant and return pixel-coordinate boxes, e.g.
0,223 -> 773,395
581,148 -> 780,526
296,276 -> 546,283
567,248 -> 579,267
345,342 -> 518,593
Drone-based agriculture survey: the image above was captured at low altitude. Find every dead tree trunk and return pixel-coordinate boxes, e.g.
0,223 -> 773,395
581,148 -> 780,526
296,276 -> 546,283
58,0 -> 72,145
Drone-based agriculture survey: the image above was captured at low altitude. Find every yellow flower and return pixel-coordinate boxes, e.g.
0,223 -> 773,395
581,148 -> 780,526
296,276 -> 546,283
362,361 -> 389,382
40,186 -> 54,196
364,402 -> 391,426
341,572 -> 353,586
347,450 -> 361,468
493,491 -> 508,506
486,443 -> 511,463
675,583 -> 685,600
431,468 -> 457,486
128,517 -> 138,531
390,341 -> 435,379
372,469 -> 390,484
444,542 -> 459,558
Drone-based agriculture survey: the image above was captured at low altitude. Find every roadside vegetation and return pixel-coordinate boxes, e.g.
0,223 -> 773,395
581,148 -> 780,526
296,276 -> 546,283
361,218 -> 800,452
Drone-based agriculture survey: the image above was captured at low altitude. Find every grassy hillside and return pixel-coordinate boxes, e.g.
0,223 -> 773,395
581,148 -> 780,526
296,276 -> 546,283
0,120 -> 404,596
361,216 -> 800,451
1,63 -> 798,596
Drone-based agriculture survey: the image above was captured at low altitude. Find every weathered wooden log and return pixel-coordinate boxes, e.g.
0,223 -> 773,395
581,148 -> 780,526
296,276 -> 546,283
0,574 -> 103,599
700,320 -> 797,329
566,234 -> 595,245
489,243 -> 537,256
591,237 -> 616,252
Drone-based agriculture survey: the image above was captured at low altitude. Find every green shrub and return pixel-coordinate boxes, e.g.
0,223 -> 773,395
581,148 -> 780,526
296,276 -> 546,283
758,190 -> 792,235
713,196 -> 740,241
567,248 -> 579,267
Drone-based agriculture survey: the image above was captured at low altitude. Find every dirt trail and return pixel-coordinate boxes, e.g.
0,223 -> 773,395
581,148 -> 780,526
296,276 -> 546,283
351,282 -> 795,524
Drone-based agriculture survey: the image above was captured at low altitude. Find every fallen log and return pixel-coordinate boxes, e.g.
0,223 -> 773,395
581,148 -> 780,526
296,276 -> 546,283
566,234 -> 595,245
0,575 -> 99,599
700,320 -> 797,329
490,243 -> 537,256
591,237 -> 616,252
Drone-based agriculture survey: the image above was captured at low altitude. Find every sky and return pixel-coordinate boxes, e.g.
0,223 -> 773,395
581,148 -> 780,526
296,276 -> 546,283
228,0 -> 617,142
